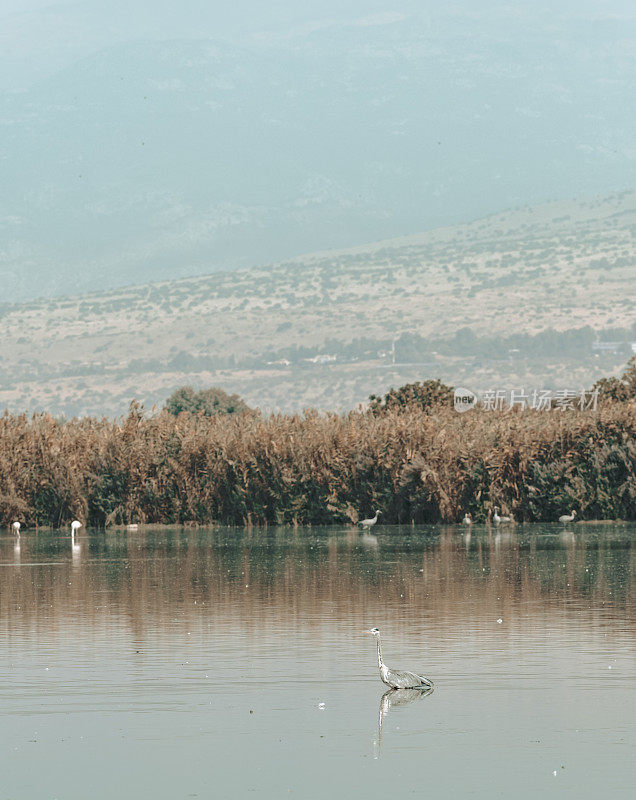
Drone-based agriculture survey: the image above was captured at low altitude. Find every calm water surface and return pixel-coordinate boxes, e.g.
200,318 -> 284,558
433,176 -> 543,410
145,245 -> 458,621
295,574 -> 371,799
1,524 -> 634,799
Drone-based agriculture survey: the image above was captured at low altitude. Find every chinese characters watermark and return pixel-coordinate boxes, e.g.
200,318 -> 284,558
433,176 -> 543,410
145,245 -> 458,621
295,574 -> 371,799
455,388 -> 599,412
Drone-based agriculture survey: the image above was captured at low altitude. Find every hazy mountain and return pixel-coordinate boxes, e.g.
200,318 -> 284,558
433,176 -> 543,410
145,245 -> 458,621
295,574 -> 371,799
1,1 -> 634,301
0,192 -> 633,417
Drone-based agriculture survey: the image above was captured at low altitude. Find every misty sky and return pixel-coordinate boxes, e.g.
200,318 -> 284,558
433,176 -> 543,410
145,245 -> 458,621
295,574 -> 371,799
1,0 -> 634,300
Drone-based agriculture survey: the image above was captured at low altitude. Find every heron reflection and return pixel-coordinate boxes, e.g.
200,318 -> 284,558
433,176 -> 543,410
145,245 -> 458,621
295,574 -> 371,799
374,686 -> 434,757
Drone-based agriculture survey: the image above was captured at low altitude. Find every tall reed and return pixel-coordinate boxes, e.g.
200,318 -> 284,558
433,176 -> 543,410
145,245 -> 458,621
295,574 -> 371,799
0,401 -> 633,527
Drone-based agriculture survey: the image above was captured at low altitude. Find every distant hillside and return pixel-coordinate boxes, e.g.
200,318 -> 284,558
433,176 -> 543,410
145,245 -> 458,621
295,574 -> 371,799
0,192 -> 634,417
1,2 -> 635,301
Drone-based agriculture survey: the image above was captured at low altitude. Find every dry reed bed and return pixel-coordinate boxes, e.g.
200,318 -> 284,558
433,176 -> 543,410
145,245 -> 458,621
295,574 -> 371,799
0,402 -> 634,527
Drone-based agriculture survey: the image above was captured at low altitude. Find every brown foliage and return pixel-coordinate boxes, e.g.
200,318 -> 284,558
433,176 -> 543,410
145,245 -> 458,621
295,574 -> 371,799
0,399 -> 634,528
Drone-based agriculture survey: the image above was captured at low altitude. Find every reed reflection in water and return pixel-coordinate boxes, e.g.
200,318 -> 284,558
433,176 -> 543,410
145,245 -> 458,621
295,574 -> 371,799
0,524 -> 634,800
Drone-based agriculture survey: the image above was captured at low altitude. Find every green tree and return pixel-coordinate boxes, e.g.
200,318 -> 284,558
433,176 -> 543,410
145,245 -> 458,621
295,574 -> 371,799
592,357 -> 636,402
368,379 -> 454,414
165,386 -> 253,416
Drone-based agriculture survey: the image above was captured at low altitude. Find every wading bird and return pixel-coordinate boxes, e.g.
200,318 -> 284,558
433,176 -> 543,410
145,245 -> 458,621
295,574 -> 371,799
559,510 -> 577,523
463,513 -> 472,525
71,520 -> 82,533
366,628 -> 433,689
12,521 -> 20,535
493,506 -> 513,524
360,510 -> 381,529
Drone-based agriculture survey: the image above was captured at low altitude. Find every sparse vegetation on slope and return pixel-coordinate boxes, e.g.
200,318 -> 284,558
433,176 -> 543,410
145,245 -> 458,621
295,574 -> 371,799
0,192 -> 634,417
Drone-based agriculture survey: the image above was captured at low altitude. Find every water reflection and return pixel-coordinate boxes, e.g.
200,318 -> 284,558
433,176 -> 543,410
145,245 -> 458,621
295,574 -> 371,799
0,525 -> 633,637
560,529 -> 576,546
375,687 -> 434,758
71,530 -> 82,564
0,524 -> 634,800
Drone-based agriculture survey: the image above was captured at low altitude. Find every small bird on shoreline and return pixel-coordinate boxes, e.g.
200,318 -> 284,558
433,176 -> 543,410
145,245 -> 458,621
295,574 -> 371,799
360,510 -> 381,529
12,521 -> 20,535
366,628 -> 433,689
463,513 -> 473,525
559,510 -> 577,523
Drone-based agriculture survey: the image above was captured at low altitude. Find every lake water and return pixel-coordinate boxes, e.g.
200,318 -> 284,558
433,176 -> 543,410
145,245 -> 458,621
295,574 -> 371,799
1,524 -> 634,799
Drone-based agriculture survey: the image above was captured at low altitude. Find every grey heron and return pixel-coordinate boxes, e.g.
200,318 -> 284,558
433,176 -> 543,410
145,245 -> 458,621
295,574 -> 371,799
366,628 -> 434,689
360,510 -> 381,529
559,510 -> 576,523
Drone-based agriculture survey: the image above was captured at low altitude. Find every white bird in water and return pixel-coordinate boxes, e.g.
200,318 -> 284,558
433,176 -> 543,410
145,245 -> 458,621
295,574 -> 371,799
71,520 -> 82,533
359,510 -> 381,529
493,506 -> 512,524
463,513 -> 472,525
12,521 -> 20,535
366,628 -> 433,689
559,510 -> 577,523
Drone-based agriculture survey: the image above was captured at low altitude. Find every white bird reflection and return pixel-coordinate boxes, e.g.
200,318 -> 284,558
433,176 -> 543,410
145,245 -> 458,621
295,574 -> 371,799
494,529 -> 516,551
374,686 -> 434,758
361,532 -> 379,548
13,523 -> 20,561
71,529 -> 82,564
